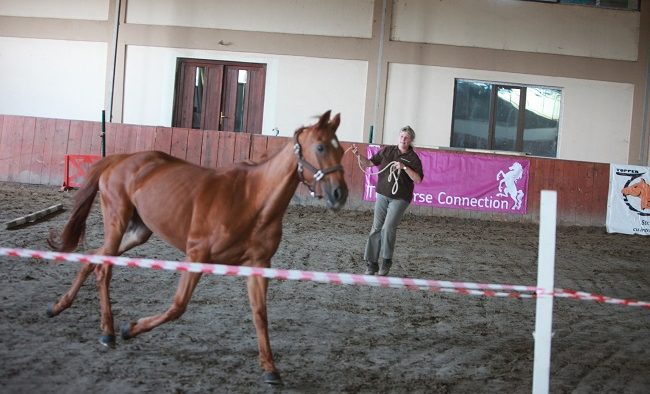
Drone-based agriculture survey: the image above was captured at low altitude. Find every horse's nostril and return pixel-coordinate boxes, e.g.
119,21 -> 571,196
333,186 -> 348,202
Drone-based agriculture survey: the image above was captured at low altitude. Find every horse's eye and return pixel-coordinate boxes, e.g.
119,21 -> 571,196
316,144 -> 325,153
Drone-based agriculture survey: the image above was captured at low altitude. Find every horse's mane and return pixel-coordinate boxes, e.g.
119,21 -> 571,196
234,126 -> 306,168
511,163 -> 523,181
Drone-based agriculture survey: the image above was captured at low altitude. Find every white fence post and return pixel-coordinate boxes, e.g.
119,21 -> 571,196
532,190 -> 557,394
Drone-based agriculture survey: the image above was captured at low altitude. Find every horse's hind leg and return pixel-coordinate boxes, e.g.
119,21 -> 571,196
94,208 -> 152,347
46,215 -> 152,342
94,263 -> 116,346
115,211 -> 153,255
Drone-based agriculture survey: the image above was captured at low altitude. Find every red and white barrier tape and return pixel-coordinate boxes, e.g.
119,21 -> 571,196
1,247 -> 648,308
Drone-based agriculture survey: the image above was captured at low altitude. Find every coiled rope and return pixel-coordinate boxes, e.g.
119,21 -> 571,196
345,146 -> 401,195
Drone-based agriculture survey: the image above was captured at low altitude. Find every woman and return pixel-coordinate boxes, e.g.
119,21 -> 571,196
352,126 -> 424,276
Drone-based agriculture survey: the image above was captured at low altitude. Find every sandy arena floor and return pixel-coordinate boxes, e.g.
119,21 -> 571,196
0,182 -> 648,393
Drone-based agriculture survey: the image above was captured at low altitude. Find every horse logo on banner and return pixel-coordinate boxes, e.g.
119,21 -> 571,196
496,162 -> 525,210
607,166 -> 650,235
620,175 -> 650,215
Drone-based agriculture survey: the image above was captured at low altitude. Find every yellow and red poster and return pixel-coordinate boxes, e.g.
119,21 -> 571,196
606,164 -> 650,235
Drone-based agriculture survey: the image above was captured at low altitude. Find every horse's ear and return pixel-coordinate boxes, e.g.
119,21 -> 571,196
330,112 -> 341,131
317,110 -> 332,128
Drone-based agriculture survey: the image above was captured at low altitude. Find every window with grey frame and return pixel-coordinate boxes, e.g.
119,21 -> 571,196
450,80 -> 561,158
524,0 -> 639,11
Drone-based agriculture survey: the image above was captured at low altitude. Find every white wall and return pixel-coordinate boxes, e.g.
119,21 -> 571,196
0,0 -> 642,166
0,37 -> 107,121
127,0 -> 374,38
0,0 -> 109,20
272,55 -> 368,141
122,45 -> 368,142
392,0 -> 639,61
384,63 -> 633,164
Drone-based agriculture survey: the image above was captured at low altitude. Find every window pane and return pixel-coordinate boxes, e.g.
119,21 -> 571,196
451,80 -> 490,149
234,69 -> 247,132
559,0 -> 597,5
192,66 -> 205,129
523,87 -> 561,157
598,0 -> 638,9
558,0 -> 638,10
494,87 -> 520,151
451,80 -> 561,157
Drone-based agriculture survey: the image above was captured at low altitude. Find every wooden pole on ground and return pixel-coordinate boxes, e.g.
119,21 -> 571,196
4,204 -> 64,229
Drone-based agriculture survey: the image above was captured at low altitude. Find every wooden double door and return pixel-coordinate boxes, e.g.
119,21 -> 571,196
172,59 -> 266,133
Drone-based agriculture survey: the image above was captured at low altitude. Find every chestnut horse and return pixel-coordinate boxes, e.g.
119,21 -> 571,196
47,110 -> 347,384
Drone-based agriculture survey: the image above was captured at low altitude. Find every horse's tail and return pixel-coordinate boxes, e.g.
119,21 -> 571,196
48,155 -> 121,252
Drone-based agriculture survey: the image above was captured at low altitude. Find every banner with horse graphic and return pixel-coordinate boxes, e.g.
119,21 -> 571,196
363,146 -> 530,214
606,164 -> 650,235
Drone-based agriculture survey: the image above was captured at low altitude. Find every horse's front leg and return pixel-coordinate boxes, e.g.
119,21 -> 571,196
120,271 -> 202,339
46,263 -> 95,318
247,275 -> 282,385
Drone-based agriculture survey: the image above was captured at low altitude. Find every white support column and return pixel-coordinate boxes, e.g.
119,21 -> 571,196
532,190 -> 557,394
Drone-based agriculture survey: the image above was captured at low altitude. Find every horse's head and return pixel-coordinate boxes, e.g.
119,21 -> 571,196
509,162 -> 523,180
622,178 -> 647,197
293,110 -> 348,210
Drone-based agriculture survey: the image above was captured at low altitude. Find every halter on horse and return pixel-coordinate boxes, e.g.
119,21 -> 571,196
46,110 -> 348,385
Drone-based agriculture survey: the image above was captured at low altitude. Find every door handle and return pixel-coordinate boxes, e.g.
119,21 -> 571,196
219,111 -> 228,129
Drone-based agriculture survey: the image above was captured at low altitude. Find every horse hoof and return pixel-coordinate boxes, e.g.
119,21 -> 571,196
262,371 -> 283,385
99,334 -> 116,348
46,303 -> 57,318
120,323 -> 133,340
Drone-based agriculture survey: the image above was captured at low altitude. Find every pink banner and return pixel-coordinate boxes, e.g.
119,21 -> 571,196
363,146 -> 530,214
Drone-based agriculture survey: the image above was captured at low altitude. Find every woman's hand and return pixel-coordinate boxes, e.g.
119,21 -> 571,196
396,161 -> 422,183
351,144 -> 360,158
352,144 -> 373,168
